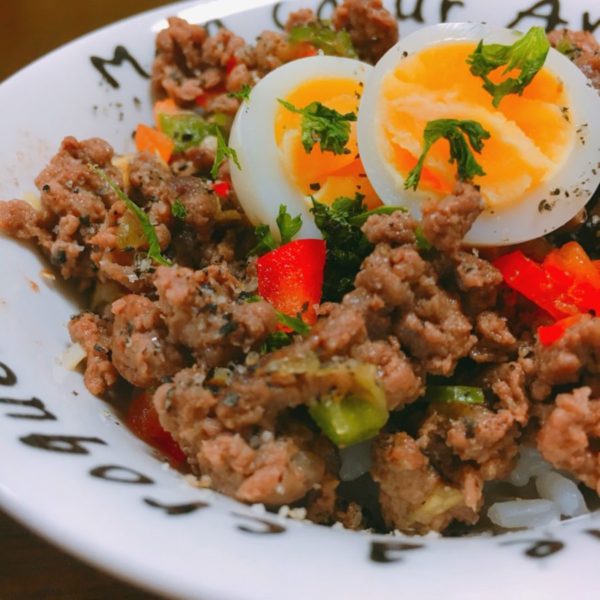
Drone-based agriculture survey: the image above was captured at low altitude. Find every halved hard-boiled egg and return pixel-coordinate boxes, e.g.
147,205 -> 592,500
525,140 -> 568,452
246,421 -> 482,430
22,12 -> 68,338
358,23 -> 600,246
229,56 -> 374,239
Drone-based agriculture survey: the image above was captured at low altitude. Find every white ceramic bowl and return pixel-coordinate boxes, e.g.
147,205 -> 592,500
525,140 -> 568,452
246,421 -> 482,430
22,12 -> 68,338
1,2 -> 599,599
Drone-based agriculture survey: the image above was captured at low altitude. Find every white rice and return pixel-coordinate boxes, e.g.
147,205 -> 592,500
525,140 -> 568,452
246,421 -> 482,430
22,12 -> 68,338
487,446 -> 590,529
535,471 -> 588,517
488,499 -> 560,529
507,447 -> 551,486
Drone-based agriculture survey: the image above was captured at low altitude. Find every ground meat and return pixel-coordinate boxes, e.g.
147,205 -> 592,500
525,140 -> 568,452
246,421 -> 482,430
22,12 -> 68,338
152,18 -> 255,108
168,176 -> 219,241
0,137 -> 122,286
531,316 -> 600,401
418,401 -> 520,483
308,303 -> 368,359
284,8 -> 318,31
0,200 -> 51,245
371,432 -> 479,534
110,295 -> 184,388
153,354 -> 337,504
357,207 -> 477,376
153,264 -> 277,366
352,339 -> 423,410
393,276 -> 475,376
470,311 -> 517,364
68,313 -> 118,396
255,31 -> 289,73
548,30 -> 600,90
421,182 -> 484,254
362,210 -> 418,247
538,387 -> 600,493
332,0 -> 399,64
453,251 -> 503,314
482,362 -> 529,425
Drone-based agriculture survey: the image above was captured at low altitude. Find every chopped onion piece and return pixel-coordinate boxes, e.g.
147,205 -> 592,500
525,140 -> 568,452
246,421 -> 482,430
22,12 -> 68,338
60,343 -> 87,371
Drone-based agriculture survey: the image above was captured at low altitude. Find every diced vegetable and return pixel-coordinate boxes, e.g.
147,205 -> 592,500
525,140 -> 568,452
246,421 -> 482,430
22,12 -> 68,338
257,239 -> 326,325
117,210 -> 147,249
426,386 -> 485,405
153,98 -> 179,128
308,362 -> 388,447
134,124 -> 174,163
126,391 -> 186,466
158,113 -> 214,154
495,242 -> 600,345
538,314 -> 584,346
493,250 -> 576,320
288,22 -> 357,58
213,181 -> 231,198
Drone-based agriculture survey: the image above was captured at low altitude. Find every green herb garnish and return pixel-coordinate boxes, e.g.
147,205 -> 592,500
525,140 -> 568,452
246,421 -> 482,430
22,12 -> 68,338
211,127 -> 241,179
261,331 -> 293,353
171,199 -> 187,219
288,22 -> 357,58
276,311 -> 311,335
276,203 -> 302,244
404,119 -> 490,191
228,84 -> 252,103
277,99 -> 357,155
251,204 -> 303,255
467,26 -> 550,107
92,166 -> 171,266
311,194 -> 373,302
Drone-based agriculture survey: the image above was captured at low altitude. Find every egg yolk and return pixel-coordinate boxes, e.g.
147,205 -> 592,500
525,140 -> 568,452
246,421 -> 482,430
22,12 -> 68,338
380,42 -> 574,208
275,77 -> 380,208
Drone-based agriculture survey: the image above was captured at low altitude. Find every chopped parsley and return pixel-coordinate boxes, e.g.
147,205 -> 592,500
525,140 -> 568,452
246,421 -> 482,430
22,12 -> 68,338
171,199 -> 187,219
467,26 -> 550,107
251,204 -> 303,255
228,84 -> 252,103
312,194 -> 395,302
404,119 -> 490,191
288,22 -> 357,58
276,311 -> 310,335
261,331 -> 293,353
277,99 -> 356,155
92,166 -> 172,266
211,127 -> 241,179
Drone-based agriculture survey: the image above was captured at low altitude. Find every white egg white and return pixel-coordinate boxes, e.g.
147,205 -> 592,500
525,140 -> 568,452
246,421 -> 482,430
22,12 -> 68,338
229,55 -> 372,240
357,23 -> 600,246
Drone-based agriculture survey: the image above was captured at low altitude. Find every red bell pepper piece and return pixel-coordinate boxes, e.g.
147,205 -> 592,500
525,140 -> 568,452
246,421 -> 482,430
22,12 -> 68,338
257,239 -> 326,325
493,251 -> 576,320
538,314 -> 584,346
225,56 -> 238,75
213,181 -> 231,198
126,391 -> 186,466
543,242 -> 600,315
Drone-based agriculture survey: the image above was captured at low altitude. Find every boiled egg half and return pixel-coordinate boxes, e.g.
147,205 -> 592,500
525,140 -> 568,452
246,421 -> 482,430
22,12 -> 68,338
229,56 -> 374,239
358,22 -> 600,246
